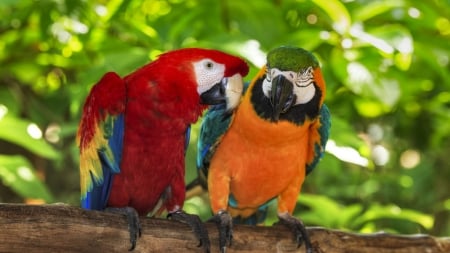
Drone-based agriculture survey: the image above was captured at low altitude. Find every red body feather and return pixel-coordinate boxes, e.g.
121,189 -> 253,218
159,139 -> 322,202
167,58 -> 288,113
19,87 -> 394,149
78,48 -> 249,215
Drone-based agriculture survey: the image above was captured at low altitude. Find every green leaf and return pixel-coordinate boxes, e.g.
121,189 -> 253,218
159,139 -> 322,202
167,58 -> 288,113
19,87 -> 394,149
329,116 -> 366,149
354,98 -> 390,118
297,193 -> 344,227
329,47 -> 349,85
0,155 -> 54,202
77,47 -> 149,89
353,0 -> 406,22
298,193 -> 363,229
353,203 -> 434,230
0,115 -> 59,160
312,0 -> 351,34
185,119 -> 202,185
367,24 -> 413,70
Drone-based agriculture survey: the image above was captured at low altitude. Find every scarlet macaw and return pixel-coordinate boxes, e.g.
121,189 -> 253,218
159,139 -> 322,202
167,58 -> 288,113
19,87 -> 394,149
77,48 -> 249,251
194,46 -> 331,253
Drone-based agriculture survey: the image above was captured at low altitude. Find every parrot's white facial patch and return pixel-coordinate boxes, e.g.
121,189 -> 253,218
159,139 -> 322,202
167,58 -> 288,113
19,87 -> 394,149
193,59 -> 226,94
262,66 -> 316,105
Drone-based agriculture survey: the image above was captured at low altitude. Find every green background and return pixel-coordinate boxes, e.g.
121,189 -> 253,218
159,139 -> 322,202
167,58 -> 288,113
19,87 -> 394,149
0,0 -> 449,237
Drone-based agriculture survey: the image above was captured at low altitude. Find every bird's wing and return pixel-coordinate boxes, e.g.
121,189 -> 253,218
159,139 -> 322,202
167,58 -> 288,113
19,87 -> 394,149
77,72 -> 126,210
195,103 -> 234,189
306,104 -> 331,174
194,82 -> 250,189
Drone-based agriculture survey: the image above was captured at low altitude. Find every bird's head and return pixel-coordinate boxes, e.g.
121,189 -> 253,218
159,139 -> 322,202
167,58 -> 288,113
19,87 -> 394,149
260,46 -> 325,122
156,48 -> 249,112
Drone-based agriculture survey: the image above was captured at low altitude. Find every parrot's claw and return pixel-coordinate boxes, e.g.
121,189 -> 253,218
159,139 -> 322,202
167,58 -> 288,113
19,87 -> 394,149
105,207 -> 142,251
276,213 -> 313,253
208,210 -> 233,253
168,210 -> 211,253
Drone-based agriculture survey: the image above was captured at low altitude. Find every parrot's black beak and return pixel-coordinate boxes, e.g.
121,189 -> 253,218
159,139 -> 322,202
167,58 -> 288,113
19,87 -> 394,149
200,78 -> 227,105
270,75 -> 296,122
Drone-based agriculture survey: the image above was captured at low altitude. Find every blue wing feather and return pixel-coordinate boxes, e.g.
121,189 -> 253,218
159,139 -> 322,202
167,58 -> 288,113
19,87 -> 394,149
196,103 -> 232,178
306,104 -> 331,174
196,82 -> 269,223
196,82 -> 250,180
184,125 -> 191,155
81,113 -> 125,210
229,193 -> 275,225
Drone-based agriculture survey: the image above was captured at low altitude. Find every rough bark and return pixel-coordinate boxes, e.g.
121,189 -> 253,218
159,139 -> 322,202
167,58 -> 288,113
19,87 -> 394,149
0,204 -> 448,253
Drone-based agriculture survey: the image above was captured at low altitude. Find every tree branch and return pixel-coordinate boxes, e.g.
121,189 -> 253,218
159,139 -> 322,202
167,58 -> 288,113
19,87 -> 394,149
0,204 -> 448,253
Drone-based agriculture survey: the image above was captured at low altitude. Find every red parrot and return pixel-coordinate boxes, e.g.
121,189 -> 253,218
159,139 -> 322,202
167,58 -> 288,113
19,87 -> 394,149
76,48 -> 249,251
191,46 -> 331,253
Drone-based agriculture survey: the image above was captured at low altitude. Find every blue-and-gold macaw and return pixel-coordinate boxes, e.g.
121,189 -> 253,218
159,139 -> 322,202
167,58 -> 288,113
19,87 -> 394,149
192,46 -> 331,253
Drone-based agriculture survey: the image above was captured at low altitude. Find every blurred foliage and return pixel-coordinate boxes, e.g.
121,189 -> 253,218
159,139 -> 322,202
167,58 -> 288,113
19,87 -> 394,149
0,0 -> 449,237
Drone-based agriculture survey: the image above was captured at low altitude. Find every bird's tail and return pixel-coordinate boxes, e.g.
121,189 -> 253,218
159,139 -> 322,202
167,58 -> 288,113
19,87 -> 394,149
233,207 -> 269,225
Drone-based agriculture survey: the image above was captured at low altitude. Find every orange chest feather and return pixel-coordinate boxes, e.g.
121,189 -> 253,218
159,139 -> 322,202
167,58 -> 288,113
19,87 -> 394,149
210,99 -> 312,203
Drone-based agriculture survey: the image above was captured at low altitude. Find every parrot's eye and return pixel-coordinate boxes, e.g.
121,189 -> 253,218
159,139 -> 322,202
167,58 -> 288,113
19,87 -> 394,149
193,58 -> 226,95
295,66 -> 314,87
204,61 -> 214,69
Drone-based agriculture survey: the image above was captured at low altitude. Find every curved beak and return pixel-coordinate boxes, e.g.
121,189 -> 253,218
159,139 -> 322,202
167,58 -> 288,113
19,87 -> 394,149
270,75 -> 296,121
199,79 -> 226,105
224,74 -> 244,111
200,73 -> 244,110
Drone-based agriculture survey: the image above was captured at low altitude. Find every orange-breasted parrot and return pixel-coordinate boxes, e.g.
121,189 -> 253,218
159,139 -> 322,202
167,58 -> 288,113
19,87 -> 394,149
192,46 -> 331,253
76,48 -> 249,251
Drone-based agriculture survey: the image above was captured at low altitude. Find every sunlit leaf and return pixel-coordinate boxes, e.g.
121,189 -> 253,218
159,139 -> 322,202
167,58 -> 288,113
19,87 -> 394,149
298,193 -> 364,229
329,47 -> 349,84
353,0 -> 405,22
103,0 -> 132,22
354,98 -> 389,118
9,61 -> 43,84
288,28 -> 325,50
0,116 -> 59,159
0,155 -> 54,202
184,196 -> 211,221
185,120 -> 202,184
353,203 -> 434,230
77,47 -> 149,88
297,193 -> 345,227
326,140 -> 370,167
0,88 -> 21,116
346,61 -> 374,94
367,24 -> 413,70
444,199 -> 450,211
326,115 -> 367,152
0,0 -> 24,7
228,1 -> 288,47
414,42 -> 450,81
312,0 -> 351,34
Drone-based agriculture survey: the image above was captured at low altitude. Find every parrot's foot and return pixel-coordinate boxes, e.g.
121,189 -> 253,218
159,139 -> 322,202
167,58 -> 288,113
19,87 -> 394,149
277,212 -> 313,253
168,210 -> 211,253
208,210 -> 233,253
106,207 -> 142,251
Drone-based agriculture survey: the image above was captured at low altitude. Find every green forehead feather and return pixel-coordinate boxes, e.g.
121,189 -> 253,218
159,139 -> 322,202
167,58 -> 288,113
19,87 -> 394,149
267,46 -> 319,71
